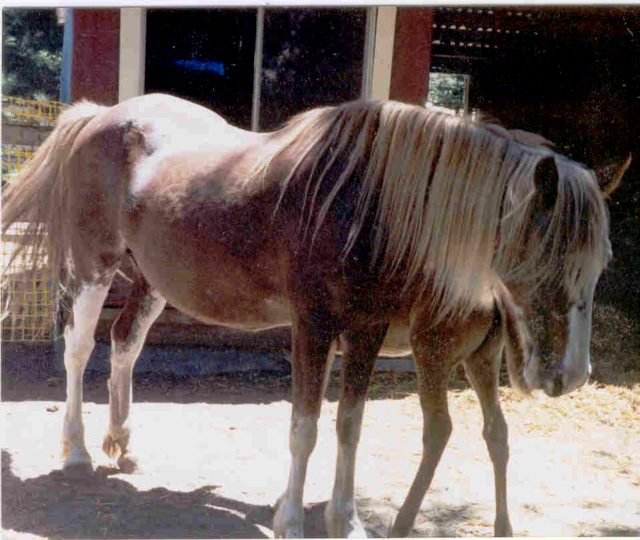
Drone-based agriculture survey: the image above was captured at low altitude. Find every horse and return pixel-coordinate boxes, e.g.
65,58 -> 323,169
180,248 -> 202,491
2,94 -> 622,537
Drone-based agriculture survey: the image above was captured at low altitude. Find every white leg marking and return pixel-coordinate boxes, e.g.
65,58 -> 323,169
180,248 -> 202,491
103,291 -> 166,471
274,415 -> 318,538
558,286 -> 595,394
326,400 -> 367,538
523,348 -> 543,390
62,282 -> 112,473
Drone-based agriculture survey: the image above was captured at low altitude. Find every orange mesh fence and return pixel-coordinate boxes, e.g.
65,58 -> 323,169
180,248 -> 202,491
2,144 -> 37,185
2,97 -> 63,341
2,96 -> 65,126
1,223 -> 56,342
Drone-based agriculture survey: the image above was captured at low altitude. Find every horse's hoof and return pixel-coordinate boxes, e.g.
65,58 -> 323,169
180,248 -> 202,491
63,459 -> 94,479
62,447 -> 93,479
117,453 -> 139,474
388,519 -> 411,538
273,493 -> 304,538
102,432 -> 129,460
494,518 -> 513,537
325,502 -> 368,538
102,434 -> 118,460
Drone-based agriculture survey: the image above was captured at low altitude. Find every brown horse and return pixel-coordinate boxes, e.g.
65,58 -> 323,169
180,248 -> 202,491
2,94 -> 622,537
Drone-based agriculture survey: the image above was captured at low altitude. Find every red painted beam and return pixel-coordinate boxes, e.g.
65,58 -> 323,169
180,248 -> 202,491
389,8 -> 434,105
71,9 -> 120,105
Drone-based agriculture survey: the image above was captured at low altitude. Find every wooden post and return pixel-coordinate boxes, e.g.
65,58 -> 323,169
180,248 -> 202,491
389,7 -> 434,105
71,9 -> 120,105
119,8 -> 146,102
370,7 -> 397,101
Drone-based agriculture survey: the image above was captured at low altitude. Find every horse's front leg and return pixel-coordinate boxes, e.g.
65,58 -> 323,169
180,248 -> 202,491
325,324 -> 388,538
102,269 -> 166,473
390,354 -> 452,537
274,310 -> 337,538
463,331 -> 513,536
391,306 -> 493,537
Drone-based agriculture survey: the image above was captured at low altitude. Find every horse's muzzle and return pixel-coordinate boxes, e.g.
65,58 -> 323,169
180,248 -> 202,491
539,357 -> 591,397
523,345 -> 591,397
543,371 -> 565,397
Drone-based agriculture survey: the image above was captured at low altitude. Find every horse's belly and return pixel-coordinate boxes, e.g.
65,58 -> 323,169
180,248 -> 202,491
158,285 -> 292,332
379,320 -> 412,357
124,193 -> 290,330
126,233 -> 291,331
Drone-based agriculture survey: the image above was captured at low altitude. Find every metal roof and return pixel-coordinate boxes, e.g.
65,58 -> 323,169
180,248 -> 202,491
431,6 -> 640,65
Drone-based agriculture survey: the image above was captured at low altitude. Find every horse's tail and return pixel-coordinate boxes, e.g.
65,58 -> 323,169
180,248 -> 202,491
493,281 -> 533,395
2,101 -> 108,300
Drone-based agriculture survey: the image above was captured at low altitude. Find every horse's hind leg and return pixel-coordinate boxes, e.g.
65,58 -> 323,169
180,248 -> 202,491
463,332 -> 513,536
62,274 -> 116,476
273,310 -> 337,538
325,324 -> 388,538
102,261 -> 166,473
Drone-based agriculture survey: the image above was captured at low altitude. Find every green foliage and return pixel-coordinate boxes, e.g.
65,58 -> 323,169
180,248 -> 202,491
427,73 -> 466,111
2,9 -> 63,100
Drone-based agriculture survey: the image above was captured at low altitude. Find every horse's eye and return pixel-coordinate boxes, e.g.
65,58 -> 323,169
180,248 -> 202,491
551,311 -> 565,322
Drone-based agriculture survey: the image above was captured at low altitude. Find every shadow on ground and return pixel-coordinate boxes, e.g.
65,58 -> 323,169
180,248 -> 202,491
2,343 -> 425,406
2,449 -> 483,539
2,450 -> 274,538
597,526 -> 640,537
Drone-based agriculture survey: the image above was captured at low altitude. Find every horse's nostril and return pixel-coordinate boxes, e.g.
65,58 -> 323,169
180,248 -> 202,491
545,373 -> 564,397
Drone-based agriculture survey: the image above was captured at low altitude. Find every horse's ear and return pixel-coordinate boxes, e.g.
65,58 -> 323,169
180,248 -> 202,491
533,156 -> 558,211
596,153 -> 631,198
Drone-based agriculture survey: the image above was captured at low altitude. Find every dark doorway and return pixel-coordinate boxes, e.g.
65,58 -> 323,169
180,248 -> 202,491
259,8 -> 367,131
145,8 -> 257,129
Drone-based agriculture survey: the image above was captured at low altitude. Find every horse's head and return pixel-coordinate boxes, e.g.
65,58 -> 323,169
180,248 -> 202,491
518,260 -> 608,397
504,154 -> 627,397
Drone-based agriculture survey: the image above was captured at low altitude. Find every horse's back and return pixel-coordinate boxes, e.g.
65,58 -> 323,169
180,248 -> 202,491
60,94 -> 290,326
105,93 -> 229,138
65,92 -> 264,233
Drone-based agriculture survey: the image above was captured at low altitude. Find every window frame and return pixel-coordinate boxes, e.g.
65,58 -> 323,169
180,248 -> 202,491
125,7 -> 378,132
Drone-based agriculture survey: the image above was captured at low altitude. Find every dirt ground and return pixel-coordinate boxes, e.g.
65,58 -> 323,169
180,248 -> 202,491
2,338 -> 639,539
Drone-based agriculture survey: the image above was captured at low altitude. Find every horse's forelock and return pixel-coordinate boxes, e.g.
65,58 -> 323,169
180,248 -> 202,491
555,161 -> 611,288
497,156 -> 610,294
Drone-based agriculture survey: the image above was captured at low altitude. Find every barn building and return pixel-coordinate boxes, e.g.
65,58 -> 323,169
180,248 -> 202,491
54,6 -> 638,348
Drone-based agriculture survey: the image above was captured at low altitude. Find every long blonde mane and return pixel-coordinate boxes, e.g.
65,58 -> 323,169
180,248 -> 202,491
252,100 -> 609,321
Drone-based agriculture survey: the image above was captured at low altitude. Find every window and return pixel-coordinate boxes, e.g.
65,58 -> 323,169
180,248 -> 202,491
145,9 -> 257,129
145,7 -> 369,131
259,8 -> 367,131
427,73 -> 470,114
